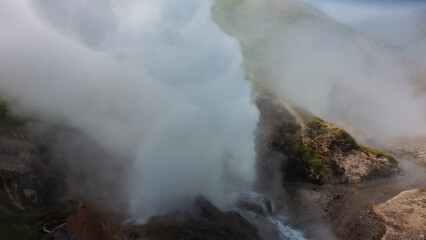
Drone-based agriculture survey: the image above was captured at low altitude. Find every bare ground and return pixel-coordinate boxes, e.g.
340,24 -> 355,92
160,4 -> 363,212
374,188 -> 426,240
282,158 -> 426,240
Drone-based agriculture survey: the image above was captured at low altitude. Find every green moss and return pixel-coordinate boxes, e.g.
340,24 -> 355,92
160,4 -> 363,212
0,101 -> 24,128
0,208 -> 38,240
299,144 -> 323,169
359,145 -> 397,162
272,120 -> 323,170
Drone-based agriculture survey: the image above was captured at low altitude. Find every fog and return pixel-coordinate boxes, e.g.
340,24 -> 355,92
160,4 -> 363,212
304,0 -> 426,65
0,0 -> 259,219
215,0 -> 426,145
297,0 -> 426,144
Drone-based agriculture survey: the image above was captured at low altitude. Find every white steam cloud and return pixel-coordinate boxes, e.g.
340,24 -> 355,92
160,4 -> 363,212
225,0 -> 426,145
0,0 -> 258,219
304,0 -> 426,65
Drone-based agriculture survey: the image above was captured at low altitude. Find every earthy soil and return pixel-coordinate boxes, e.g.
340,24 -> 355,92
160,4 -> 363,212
283,158 -> 426,240
374,188 -> 426,240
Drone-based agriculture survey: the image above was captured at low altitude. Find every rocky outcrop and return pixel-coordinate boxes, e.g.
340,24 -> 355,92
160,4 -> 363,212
253,82 -> 398,184
0,130 -> 60,210
374,188 -> 426,240
138,195 -> 262,240
303,119 -> 399,183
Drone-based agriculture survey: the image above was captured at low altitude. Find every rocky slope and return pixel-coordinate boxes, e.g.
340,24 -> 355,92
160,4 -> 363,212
254,79 -> 398,186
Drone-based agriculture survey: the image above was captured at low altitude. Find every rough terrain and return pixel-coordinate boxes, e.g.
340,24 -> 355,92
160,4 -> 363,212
253,79 -> 398,186
374,188 -> 426,240
284,157 -> 426,240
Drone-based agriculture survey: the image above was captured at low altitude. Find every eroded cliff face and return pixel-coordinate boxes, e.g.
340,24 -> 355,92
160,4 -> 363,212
253,81 -> 398,185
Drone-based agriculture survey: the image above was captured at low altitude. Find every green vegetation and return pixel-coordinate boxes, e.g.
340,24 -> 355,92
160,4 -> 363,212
359,145 -> 397,162
273,118 -> 323,174
299,143 -> 323,169
0,208 -> 38,240
0,101 -> 24,128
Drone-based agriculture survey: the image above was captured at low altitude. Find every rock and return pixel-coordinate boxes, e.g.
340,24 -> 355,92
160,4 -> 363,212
140,195 -> 262,240
253,85 -> 398,185
0,131 -> 60,210
41,223 -> 79,240
236,192 -> 273,216
332,192 -> 343,200
374,188 -> 426,240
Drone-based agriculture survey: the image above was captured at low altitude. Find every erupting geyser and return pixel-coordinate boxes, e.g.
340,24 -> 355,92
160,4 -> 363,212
0,0 -> 259,219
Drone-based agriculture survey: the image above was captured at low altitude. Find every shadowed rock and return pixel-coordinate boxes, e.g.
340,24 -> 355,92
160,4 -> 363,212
140,195 -> 262,240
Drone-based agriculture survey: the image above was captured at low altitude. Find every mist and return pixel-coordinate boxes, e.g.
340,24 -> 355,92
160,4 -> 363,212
304,0 -> 426,65
217,0 -> 426,145
0,0 -> 259,219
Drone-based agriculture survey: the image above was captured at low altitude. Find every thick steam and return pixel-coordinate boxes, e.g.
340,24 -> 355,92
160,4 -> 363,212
0,1 -> 258,219
222,0 -> 426,145
304,0 -> 426,65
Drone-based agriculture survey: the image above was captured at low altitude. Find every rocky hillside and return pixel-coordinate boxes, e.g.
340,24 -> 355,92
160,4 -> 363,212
253,79 -> 398,186
211,0 -> 400,185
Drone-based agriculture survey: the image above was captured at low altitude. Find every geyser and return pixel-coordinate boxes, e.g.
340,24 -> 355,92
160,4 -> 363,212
0,0 -> 259,219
